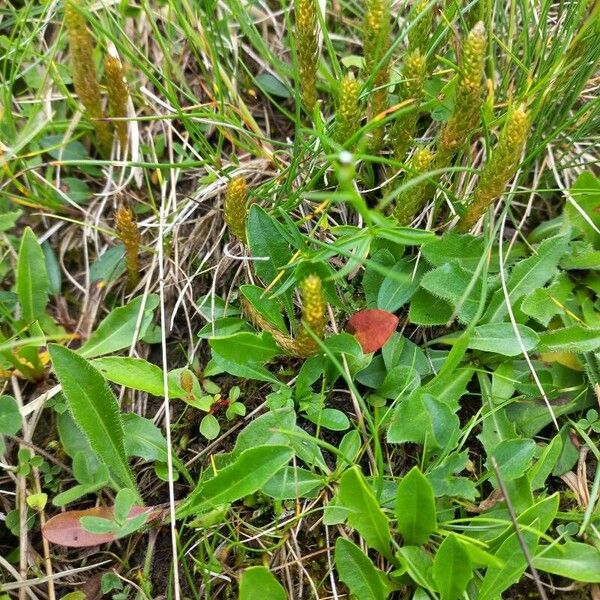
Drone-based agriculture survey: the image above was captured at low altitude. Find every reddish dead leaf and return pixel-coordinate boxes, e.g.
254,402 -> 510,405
42,505 -> 164,548
346,309 -> 399,353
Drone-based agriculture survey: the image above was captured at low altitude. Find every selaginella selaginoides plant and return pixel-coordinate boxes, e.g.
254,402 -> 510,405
244,275 -> 327,358
64,0 -> 112,157
294,274 -> 327,357
408,0 -> 434,54
104,49 -> 130,153
295,0 -> 320,114
115,204 -> 141,288
363,0 -> 391,151
394,145 -> 435,224
334,73 -> 361,147
224,176 -> 249,244
436,21 -> 487,169
459,104 -> 530,231
391,49 -> 427,161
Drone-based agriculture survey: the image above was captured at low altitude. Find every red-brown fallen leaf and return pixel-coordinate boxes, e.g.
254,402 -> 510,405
42,505 -> 164,548
346,309 -> 399,353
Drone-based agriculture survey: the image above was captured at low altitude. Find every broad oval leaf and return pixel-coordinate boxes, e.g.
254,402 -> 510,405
335,537 -> 387,600
262,467 -> 324,500
538,325 -> 600,354
338,466 -> 392,560
17,227 -> 49,324
42,505 -> 162,548
177,445 -> 293,518
533,541 -> 600,582
347,309 -> 399,353
79,294 -> 159,358
489,438 -> 536,481
395,467 -> 437,546
467,323 -> 539,357
432,534 -> 472,600
239,566 -> 287,600
49,345 -> 137,492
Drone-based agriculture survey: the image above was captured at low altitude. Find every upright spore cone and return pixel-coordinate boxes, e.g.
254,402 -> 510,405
394,146 -> 435,224
295,0 -> 319,113
436,22 -> 487,167
115,205 -> 141,288
64,1 -> 112,157
334,73 -> 361,146
460,105 -> 530,231
392,49 -> 427,160
363,0 -> 391,151
224,176 -> 249,244
408,0 -> 434,53
295,274 -> 326,357
104,53 -> 129,152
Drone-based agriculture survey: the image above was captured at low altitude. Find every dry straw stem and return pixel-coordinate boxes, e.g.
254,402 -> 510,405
459,104 -> 530,231
436,21 -> 487,168
363,0 -> 391,151
224,176 -> 249,244
115,205 -> 141,288
394,145 -> 435,224
64,1 -> 112,157
104,53 -> 129,152
295,0 -> 320,113
334,73 -> 361,146
392,49 -> 427,160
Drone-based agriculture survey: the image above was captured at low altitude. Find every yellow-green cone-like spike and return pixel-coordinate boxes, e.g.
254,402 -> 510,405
295,274 -> 326,357
334,73 -> 361,146
392,50 -> 427,161
104,52 -> 129,152
64,1 -> 112,157
295,0 -> 319,113
436,22 -> 486,167
459,105 -> 529,231
115,205 -> 141,288
224,176 -> 249,244
394,146 -> 435,224
363,0 -> 391,151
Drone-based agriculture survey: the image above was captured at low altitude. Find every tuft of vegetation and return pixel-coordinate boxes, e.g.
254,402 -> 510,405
1,0 -> 600,598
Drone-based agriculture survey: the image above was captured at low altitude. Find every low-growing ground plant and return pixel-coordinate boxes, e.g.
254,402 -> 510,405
1,0 -> 600,599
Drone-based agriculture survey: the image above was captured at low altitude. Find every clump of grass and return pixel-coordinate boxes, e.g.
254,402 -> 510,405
64,0 -> 112,157
391,49 -> 427,161
295,0 -> 320,114
459,104 -> 530,231
436,21 -> 487,168
394,145 -> 435,224
334,72 -> 361,146
363,0 -> 391,151
104,50 -> 130,153
115,204 -> 141,288
224,176 -> 249,244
